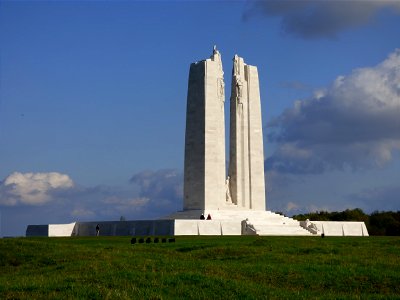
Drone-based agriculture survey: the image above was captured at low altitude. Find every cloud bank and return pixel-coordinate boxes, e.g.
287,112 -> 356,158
0,169 -> 183,235
266,49 -> 400,174
243,0 -> 400,39
0,169 -> 182,220
130,169 -> 183,214
0,172 -> 74,206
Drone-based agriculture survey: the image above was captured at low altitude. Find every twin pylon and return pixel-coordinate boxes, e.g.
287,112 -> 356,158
184,47 -> 266,211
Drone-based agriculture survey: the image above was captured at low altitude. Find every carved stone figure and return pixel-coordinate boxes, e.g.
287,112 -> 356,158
236,78 -> 243,99
234,54 -> 240,75
218,78 -> 225,103
226,176 -> 232,203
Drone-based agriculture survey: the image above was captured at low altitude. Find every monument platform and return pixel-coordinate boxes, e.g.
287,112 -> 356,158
25,213 -> 369,237
164,210 -> 314,236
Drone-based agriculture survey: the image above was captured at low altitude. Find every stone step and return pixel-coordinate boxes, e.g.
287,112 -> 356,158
253,225 -> 314,236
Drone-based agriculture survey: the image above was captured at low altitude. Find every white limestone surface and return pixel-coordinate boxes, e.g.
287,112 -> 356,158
228,55 -> 266,211
26,219 -> 369,237
311,221 -> 369,236
220,221 -> 242,235
173,220 -> 200,235
168,210 -> 316,236
184,49 -> 266,212
49,222 -> 76,237
184,47 -> 226,211
198,221 -> 222,235
173,220 -> 242,236
342,222 -> 369,236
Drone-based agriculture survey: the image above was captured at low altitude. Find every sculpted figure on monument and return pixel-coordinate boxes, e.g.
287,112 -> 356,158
234,54 -> 240,75
225,176 -> 232,203
236,78 -> 243,99
235,78 -> 244,117
218,78 -> 225,102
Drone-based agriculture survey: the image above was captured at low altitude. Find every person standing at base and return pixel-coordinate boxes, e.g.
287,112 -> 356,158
96,224 -> 100,236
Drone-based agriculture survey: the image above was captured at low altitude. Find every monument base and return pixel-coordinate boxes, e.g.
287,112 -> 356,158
164,210 -> 314,236
26,210 -> 369,237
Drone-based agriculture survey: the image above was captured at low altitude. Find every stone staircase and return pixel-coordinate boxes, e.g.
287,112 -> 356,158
239,211 -> 314,236
164,209 -> 315,236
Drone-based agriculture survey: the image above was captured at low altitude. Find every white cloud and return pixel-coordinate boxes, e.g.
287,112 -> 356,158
286,201 -> 299,212
130,169 -> 183,206
0,169 -> 184,235
0,172 -> 74,206
243,0 -> 400,39
71,208 -> 95,217
101,196 -> 150,214
61,169 -> 183,221
267,49 -> 400,174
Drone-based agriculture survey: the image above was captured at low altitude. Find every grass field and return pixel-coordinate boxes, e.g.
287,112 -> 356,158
1,236 -> 399,299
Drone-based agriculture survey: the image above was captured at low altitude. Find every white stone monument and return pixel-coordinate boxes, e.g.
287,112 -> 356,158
25,47 -> 369,237
182,47 -> 266,214
165,47 -> 368,237
183,46 -> 226,210
228,54 -> 266,210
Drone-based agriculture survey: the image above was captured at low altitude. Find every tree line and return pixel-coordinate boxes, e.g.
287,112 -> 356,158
292,208 -> 400,236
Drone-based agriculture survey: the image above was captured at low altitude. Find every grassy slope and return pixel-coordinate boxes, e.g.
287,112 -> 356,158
0,236 -> 399,299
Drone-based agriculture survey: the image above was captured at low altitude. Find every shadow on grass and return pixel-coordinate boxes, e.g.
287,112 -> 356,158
175,245 -> 213,253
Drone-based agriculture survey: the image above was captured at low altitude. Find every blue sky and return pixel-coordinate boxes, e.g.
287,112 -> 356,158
1,0 -> 399,236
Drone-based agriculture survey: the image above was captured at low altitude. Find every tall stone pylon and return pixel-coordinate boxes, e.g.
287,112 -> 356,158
183,46 -> 226,210
228,55 -> 266,210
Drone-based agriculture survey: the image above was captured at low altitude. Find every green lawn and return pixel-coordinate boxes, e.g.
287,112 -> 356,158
1,236 -> 399,299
